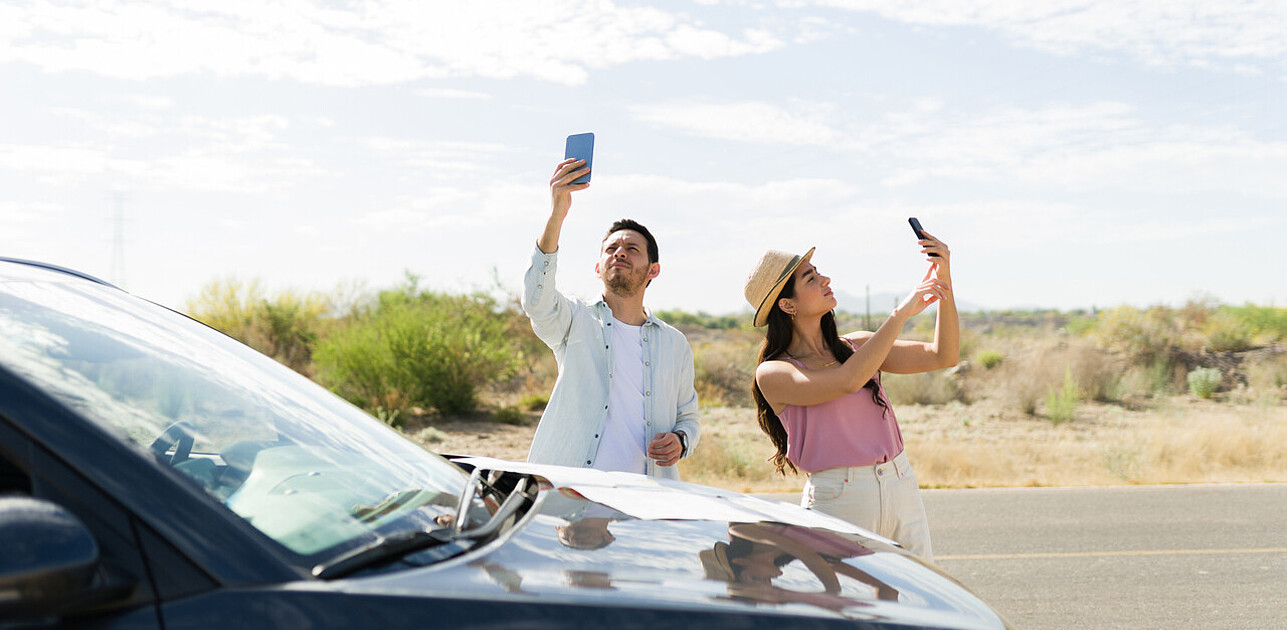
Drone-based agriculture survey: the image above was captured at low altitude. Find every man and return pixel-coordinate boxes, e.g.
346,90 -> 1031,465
521,157 -> 700,479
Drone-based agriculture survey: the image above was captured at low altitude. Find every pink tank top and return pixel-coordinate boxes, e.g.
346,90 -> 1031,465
778,345 -> 904,473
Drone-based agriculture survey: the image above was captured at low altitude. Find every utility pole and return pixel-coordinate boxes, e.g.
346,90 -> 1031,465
865,284 -> 871,330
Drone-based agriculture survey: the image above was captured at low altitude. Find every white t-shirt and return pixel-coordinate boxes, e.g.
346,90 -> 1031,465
592,317 -> 648,474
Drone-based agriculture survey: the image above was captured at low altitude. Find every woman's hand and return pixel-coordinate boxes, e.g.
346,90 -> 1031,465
916,229 -> 951,281
894,267 -> 950,319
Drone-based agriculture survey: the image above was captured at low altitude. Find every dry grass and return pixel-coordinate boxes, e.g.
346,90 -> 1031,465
900,397 -> 1287,488
410,315 -> 1287,491
411,395 -> 1287,491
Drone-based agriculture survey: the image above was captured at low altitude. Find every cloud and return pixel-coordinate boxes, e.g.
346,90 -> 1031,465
355,137 -> 515,179
806,0 -> 1287,73
0,144 -> 106,176
629,100 -> 844,145
631,98 -> 1287,197
2,1 -> 784,86
416,88 -> 492,100
4,108 -> 332,194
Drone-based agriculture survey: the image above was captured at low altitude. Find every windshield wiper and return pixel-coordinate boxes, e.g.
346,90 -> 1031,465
312,528 -> 458,579
313,471 -> 536,580
454,476 -> 531,541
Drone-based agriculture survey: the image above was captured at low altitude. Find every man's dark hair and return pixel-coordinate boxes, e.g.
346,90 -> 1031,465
604,219 -> 659,264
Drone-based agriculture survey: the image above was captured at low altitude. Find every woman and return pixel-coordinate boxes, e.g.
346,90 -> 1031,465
744,230 -> 957,561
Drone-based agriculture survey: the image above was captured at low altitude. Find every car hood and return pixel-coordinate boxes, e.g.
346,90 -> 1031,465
337,458 -> 1008,629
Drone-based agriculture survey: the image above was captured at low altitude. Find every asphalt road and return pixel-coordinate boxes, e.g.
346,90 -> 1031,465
760,484 -> 1287,629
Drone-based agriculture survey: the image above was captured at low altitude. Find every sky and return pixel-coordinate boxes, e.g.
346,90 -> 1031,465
3,1 -> 1285,317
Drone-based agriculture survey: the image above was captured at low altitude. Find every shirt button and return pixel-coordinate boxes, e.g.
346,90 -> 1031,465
645,391 -> 650,396
537,284 -> 543,289
594,434 -> 599,438
645,361 -> 650,366
586,460 -> 592,465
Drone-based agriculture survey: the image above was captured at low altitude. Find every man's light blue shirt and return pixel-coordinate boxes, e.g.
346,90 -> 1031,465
521,245 -> 701,480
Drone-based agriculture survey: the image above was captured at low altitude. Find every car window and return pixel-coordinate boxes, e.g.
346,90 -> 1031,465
0,278 -> 470,557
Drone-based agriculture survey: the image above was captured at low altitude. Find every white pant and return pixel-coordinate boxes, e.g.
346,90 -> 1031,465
801,450 -> 934,562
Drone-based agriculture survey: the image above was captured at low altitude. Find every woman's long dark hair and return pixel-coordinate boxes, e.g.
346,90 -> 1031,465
751,275 -> 891,476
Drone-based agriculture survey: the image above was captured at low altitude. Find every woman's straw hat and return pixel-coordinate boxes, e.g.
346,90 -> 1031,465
744,247 -> 815,327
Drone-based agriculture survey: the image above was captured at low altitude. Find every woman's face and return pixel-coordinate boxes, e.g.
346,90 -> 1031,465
781,261 -> 835,318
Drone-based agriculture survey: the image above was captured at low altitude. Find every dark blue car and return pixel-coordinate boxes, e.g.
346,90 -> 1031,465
0,258 -> 1010,629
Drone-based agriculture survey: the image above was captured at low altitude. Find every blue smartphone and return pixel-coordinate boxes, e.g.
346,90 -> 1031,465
564,133 -> 594,184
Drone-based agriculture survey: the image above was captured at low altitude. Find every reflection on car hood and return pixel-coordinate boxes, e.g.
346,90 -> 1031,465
342,458 -> 1008,630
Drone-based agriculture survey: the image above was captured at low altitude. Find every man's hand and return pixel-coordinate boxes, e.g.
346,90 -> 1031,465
537,159 -> 590,254
648,432 -> 682,467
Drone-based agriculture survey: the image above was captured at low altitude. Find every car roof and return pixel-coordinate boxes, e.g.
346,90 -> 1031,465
0,257 -> 121,289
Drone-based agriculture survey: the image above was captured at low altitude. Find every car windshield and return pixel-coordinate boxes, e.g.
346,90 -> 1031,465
0,270 -> 471,558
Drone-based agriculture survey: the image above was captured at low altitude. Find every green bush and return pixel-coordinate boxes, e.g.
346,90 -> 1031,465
1220,305 -> 1287,341
1044,367 -> 1079,425
491,406 -> 529,426
518,393 -> 549,411
313,277 -> 521,416
1092,305 -> 1178,362
1203,313 -> 1255,352
1187,367 -> 1222,399
187,277 -> 329,374
1148,355 -> 1182,395
976,350 -> 1003,370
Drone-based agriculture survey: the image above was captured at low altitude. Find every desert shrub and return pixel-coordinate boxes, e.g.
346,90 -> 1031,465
655,309 -> 749,330
1152,356 -> 1182,394
518,393 -> 549,411
1060,341 -> 1119,402
693,338 -> 758,407
491,406 -> 529,426
1063,314 -> 1097,336
976,350 -> 1003,370
1104,364 -> 1153,402
187,277 -> 329,374
991,341 -> 1098,415
882,372 -> 961,406
1187,367 -> 1222,399
1220,304 -> 1287,341
372,406 -> 402,428
1245,353 -> 1287,394
1092,305 -> 1179,363
413,426 -> 447,444
1043,367 -> 1079,425
314,277 -> 522,416
1202,312 -> 1255,352
993,357 -> 1051,415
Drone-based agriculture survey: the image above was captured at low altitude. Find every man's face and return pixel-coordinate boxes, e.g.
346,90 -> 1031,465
596,229 -> 658,296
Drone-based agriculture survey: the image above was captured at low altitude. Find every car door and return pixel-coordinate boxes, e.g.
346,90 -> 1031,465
0,415 -> 165,629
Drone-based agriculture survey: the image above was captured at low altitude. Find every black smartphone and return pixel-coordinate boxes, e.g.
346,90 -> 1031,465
908,217 -> 940,257
564,133 -> 594,184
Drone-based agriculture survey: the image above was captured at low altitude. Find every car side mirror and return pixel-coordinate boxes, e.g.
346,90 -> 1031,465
0,496 -> 101,618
